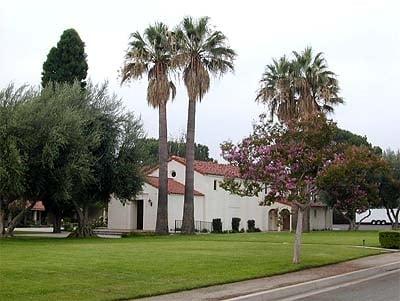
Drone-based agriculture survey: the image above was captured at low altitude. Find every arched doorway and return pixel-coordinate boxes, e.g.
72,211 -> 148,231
268,209 -> 278,231
280,209 -> 291,231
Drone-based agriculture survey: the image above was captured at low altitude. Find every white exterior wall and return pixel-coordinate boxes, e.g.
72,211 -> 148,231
150,160 -> 292,231
325,208 -> 333,229
164,194 -> 205,231
149,160 -> 190,185
108,182 -> 205,232
108,195 -> 138,230
309,207 -> 333,230
197,175 -> 268,231
108,158 -> 333,232
141,184 -> 157,231
108,186 -> 153,231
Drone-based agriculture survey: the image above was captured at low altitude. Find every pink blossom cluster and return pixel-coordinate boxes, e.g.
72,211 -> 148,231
221,117 -> 335,206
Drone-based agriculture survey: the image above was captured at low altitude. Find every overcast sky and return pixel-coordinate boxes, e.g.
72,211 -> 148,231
1,0 -> 399,160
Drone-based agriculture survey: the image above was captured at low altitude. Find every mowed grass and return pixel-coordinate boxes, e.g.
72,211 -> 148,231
0,231 -> 383,301
172,230 -> 381,246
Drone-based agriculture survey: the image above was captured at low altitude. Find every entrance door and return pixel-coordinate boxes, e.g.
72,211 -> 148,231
268,209 -> 278,231
137,200 -> 143,230
281,209 -> 291,231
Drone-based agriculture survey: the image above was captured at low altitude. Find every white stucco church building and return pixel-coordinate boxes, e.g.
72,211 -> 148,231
108,156 -> 333,232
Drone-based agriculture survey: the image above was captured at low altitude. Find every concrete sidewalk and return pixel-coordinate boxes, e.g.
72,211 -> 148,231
138,252 -> 400,301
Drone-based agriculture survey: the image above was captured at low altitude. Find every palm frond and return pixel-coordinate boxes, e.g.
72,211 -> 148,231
257,47 -> 342,122
121,22 -> 178,108
176,16 -> 236,102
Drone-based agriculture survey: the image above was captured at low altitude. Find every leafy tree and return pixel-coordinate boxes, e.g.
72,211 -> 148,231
380,149 -> 400,229
0,84 -> 35,237
137,137 -> 215,167
121,23 -> 177,234
333,128 -> 370,147
42,29 -> 88,88
1,82 -> 145,238
256,47 -> 343,122
221,114 -> 337,263
0,83 -> 89,237
333,128 -> 382,155
15,83 -> 94,236
68,83 -> 145,237
317,146 -> 387,230
175,16 -> 236,234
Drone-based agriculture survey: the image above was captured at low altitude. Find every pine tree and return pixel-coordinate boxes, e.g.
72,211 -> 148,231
41,29 -> 88,88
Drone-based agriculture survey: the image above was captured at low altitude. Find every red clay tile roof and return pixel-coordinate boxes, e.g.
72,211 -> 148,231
146,176 -> 204,196
276,200 -> 292,207
276,200 -> 327,208
169,156 -> 240,178
31,201 -> 45,211
310,202 -> 327,208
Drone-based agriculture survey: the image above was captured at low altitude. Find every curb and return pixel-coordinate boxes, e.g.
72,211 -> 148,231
225,261 -> 400,301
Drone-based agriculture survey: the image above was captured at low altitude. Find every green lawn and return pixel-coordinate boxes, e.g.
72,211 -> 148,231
0,231 -> 383,301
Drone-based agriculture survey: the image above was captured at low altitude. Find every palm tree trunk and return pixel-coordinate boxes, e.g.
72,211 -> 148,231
155,103 -> 169,234
182,99 -> 196,234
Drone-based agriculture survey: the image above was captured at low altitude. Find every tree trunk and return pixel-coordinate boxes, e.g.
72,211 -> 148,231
6,202 -> 35,237
390,208 -> 399,230
385,207 -> 394,225
356,209 -> 371,230
293,207 -> 303,264
155,103 -> 169,234
52,211 -> 62,233
0,199 -> 6,238
68,203 -> 96,238
336,209 -> 356,230
182,99 -> 196,234
348,218 -> 357,230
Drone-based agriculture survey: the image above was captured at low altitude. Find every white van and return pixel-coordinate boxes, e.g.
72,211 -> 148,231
356,209 -> 390,225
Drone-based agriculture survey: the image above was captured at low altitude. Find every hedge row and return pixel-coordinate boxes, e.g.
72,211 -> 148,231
379,231 -> 400,249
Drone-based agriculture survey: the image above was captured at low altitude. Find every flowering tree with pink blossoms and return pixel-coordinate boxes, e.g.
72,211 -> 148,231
317,146 -> 387,230
221,114 -> 337,264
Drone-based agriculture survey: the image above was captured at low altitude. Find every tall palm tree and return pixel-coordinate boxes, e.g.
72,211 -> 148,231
121,23 -> 177,234
176,17 -> 236,234
257,47 -> 343,122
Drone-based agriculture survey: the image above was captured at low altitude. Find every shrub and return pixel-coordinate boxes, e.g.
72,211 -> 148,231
201,228 -> 209,233
254,227 -> 262,232
63,223 -> 76,232
122,232 -> 156,238
92,216 -> 107,228
247,219 -> 256,232
212,218 -> 222,233
379,231 -> 400,249
240,228 -> 245,233
231,217 -> 241,233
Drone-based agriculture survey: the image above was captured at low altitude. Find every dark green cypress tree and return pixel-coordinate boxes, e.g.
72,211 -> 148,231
41,29 -> 88,88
